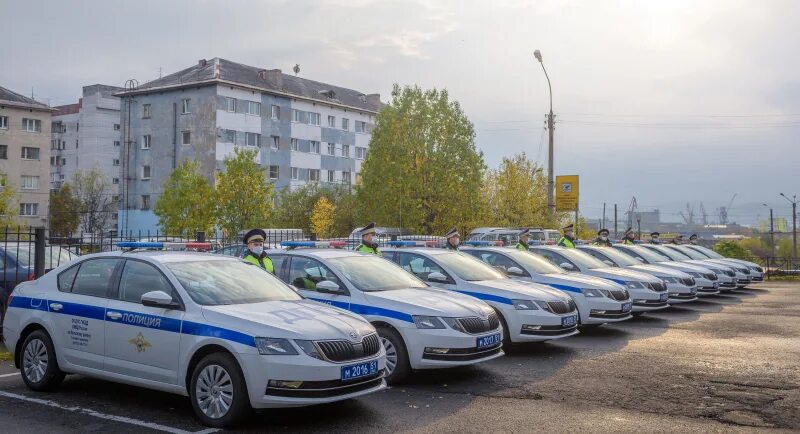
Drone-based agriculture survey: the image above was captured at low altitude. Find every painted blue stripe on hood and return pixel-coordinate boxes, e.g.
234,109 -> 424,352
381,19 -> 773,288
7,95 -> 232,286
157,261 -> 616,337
606,278 -> 627,285
307,297 -> 414,323
547,283 -> 582,294
182,321 -> 256,347
452,290 -> 513,305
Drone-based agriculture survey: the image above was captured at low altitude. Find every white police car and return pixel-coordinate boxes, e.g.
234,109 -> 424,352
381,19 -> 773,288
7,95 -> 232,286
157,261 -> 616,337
268,242 -> 503,384
382,243 -> 580,343
530,245 -> 665,314
461,244 -> 639,325
683,244 -> 764,283
639,244 -> 734,293
612,244 -> 727,294
2,243 -> 386,428
576,245 -> 699,304
664,245 -> 755,288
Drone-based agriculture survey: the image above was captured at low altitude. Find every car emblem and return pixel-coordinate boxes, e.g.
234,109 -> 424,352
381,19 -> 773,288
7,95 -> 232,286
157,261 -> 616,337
349,331 -> 359,340
128,332 -> 151,353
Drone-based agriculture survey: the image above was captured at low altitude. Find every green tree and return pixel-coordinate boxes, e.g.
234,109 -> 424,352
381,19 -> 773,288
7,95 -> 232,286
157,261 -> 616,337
153,160 -> 216,235
713,240 -> 753,259
216,148 -> 274,238
274,184 -> 356,237
72,167 -> 115,233
310,196 -> 336,238
49,184 -> 81,237
0,172 -> 18,228
357,84 -> 485,235
480,153 -> 550,229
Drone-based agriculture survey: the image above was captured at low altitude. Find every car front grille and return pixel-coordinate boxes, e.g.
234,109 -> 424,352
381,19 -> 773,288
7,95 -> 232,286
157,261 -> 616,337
681,277 -> 695,286
546,300 -> 575,314
705,273 -> 718,281
457,314 -> 500,334
316,333 -> 381,363
649,282 -> 667,292
740,268 -> 750,275
608,289 -> 628,301
723,270 -> 735,277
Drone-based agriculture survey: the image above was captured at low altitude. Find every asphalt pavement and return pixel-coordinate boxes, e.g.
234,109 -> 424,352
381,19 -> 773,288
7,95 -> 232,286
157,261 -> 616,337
1,282 -> 798,433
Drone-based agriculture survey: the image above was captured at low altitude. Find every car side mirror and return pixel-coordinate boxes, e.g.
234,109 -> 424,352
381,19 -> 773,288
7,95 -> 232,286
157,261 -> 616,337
141,290 -> 180,309
427,272 -> 449,283
559,262 -> 576,271
316,280 -> 345,295
506,266 -> 526,276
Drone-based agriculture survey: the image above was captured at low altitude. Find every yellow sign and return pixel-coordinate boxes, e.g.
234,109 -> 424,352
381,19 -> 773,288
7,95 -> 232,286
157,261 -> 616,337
555,175 -> 579,211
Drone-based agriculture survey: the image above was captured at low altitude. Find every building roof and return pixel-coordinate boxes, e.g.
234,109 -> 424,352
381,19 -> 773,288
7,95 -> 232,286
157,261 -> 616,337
0,85 -> 54,111
116,58 -> 382,113
54,101 -> 81,116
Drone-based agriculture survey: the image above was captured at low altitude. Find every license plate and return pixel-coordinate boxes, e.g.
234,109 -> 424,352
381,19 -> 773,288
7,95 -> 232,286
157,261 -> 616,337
341,360 -> 379,382
713,282 -> 719,289
621,302 -> 632,312
477,333 -> 502,349
561,315 -> 577,327
690,287 -> 697,294
660,293 -> 669,302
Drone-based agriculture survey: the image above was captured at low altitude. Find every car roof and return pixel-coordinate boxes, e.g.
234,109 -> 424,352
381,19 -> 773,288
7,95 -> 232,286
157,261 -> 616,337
270,248 -> 363,259
77,250 -> 237,263
530,245 -> 566,251
382,247 -> 452,255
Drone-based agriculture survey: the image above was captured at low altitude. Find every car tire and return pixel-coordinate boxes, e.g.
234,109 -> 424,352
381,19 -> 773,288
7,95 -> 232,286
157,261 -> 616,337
20,329 -> 65,391
189,352 -> 251,428
377,326 -> 410,385
492,309 -> 513,348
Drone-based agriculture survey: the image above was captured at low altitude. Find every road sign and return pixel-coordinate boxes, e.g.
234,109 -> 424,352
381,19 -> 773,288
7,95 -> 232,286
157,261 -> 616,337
556,175 -> 579,212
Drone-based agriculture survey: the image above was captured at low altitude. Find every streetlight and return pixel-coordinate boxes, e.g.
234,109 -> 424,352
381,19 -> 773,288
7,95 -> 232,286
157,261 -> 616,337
763,203 -> 775,255
533,49 -> 556,224
779,193 -> 797,259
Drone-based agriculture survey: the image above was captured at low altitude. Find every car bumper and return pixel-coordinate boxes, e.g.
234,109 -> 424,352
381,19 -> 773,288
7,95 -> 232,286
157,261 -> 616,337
629,289 -> 670,312
580,298 -> 633,324
503,308 -> 580,342
404,328 -> 505,369
240,352 -> 387,408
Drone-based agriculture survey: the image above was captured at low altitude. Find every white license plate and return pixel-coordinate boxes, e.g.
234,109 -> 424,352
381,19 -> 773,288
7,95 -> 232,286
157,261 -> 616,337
562,315 -> 577,327
659,293 -> 669,302
477,333 -> 502,349
622,302 -> 632,312
713,282 -> 719,288
341,360 -> 379,381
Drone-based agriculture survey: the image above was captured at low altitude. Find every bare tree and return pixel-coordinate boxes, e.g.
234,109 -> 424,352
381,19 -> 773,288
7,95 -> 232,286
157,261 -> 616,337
71,168 -> 115,234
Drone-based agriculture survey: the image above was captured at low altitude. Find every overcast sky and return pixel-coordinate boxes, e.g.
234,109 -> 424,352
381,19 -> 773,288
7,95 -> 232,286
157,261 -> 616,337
3,0 -> 798,224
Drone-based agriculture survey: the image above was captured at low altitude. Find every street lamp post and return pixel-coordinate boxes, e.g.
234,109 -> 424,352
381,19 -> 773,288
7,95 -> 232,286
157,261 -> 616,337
534,49 -> 556,224
780,193 -> 798,259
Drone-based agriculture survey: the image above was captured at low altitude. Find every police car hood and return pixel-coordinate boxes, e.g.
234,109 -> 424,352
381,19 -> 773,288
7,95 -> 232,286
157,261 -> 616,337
690,259 -> 743,272
363,288 -> 494,318
628,264 -> 690,278
654,261 -> 713,273
539,273 -> 623,290
588,267 -> 662,284
201,299 -> 374,341
469,279 -> 570,302
685,260 -> 734,271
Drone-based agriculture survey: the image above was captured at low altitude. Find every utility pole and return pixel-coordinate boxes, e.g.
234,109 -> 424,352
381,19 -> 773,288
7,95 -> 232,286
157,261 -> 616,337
780,193 -> 797,260
534,50 -> 556,224
614,204 -> 618,239
602,203 -> 606,229
763,203 -> 775,255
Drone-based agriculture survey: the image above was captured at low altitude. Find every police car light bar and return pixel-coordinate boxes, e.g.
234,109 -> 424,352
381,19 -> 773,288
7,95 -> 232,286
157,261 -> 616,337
463,240 -> 505,246
386,240 -> 439,247
117,242 -> 212,250
280,241 -> 347,249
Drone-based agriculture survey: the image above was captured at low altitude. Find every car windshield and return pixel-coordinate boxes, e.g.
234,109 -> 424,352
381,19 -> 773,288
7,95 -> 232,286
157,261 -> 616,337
556,248 -> 611,269
668,246 -> 708,260
435,252 -> 507,281
590,247 -> 640,266
649,246 -> 692,260
167,260 -> 301,305
326,256 -> 427,292
503,249 -> 566,274
688,245 -> 722,259
4,244 -> 77,269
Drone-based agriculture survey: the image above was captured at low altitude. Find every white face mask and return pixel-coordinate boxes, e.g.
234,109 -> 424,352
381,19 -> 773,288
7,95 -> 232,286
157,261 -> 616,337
451,237 -> 460,246
250,245 -> 264,256
600,235 -> 608,241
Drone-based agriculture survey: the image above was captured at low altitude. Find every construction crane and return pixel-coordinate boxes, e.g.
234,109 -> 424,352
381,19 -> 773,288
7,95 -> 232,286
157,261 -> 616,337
626,196 -> 638,230
699,202 -> 709,226
718,193 -> 737,225
679,202 -> 695,225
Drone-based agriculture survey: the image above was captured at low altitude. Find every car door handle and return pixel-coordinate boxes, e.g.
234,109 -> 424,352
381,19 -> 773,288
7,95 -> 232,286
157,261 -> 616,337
49,303 -> 63,312
106,311 -> 122,320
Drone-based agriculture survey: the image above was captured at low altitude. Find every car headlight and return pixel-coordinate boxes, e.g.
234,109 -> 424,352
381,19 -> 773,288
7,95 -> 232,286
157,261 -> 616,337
581,288 -> 604,297
624,281 -> 644,289
294,340 -> 323,360
412,315 -> 446,329
661,277 -> 677,283
442,317 -> 467,333
511,299 -> 539,310
254,337 -> 298,355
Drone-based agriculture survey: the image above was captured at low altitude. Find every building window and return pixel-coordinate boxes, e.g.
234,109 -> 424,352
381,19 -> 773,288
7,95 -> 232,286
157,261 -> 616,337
292,109 -> 302,123
50,156 -> 55,166
291,167 -> 299,180
326,170 -> 335,183
143,104 -> 151,118
247,101 -> 261,116
181,98 -> 191,114
21,147 -> 40,160
327,115 -> 335,127
19,203 -> 38,217
270,136 -> 279,149
114,140 -> 120,147
182,131 -> 191,145
341,144 -> 350,158
113,177 -> 120,185
291,138 -> 299,151
0,145 -> 7,159
142,135 -> 151,149
342,171 -> 351,184
271,105 -> 280,120
341,118 -> 349,131
327,143 -> 336,155
309,112 -> 321,126
141,195 -> 151,210
60,157 -> 66,166
269,165 -> 279,180
355,121 -> 367,133
309,169 -> 320,182
356,146 -> 366,159
141,165 -> 151,180
21,175 -> 40,190
225,97 -> 236,113
309,141 -> 320,154
246,132 -> 261,147
113,158 -> 120,166
23,118 -> 42,133
0,116 -> 7,129
113,123 -> 121,131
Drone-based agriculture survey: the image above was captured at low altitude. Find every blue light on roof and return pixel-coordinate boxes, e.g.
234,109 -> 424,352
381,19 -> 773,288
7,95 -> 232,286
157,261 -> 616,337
281,241 -> 317,247
464,240 -> 492,246
118,242 -> 164,248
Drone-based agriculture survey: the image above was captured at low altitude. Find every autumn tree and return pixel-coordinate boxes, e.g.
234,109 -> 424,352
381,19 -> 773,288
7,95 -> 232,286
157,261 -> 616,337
357,84 -> 485,235
0,172 -> 18,228
216,148 -> 274,238
49,183 -> 81,237
481,153 -> 549,228
72,168 -> 115,233
310,196 -> 336,238
154,160 -> 216,235
274,184 -> 356,236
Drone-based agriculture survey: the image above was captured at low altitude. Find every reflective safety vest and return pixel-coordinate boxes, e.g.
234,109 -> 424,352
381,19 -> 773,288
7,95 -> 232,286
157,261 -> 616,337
592,238 -> 612,247
515,242 -> 528,251
557,237 -> 576,248
243,252 -> 275,273
622,238 -> 635,245
356,244 -> 382,256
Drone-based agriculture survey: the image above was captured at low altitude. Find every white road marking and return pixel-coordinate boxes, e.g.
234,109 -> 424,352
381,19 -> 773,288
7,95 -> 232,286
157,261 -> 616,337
0,373 -> 20,378
0,390 -> 218,434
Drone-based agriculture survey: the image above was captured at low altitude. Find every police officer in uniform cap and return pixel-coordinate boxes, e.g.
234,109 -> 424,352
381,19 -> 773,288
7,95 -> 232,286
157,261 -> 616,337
593,228 -> 612,247
515,228 -> 530,250
444,227 -> 460,250
356,222 -> 382,256
689,234 -> 699,245
649,232 -> 661,244
241,228 -> 274,273
621,227 -> 636,245
557,224 -> 576,248
672,234 -> 684,245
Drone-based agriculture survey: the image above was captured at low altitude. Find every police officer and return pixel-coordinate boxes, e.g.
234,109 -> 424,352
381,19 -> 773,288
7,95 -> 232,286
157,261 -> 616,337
689,234 -> 699,245
621,227 -> 636,245
355,222 -> 382,256
672,234 -> 684,245
515,228 -> 530,250
649,232 -> 661,244
241,228 -> 274,273
557,224 -> 576,248
444,227 -> 460,250
593,228 -> 612,246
